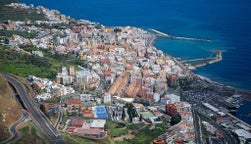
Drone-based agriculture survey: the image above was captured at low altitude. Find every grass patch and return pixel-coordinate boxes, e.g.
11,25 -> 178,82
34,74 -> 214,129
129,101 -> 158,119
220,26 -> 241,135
61,133 -> 111,144
112,126 -> 162,144
19,125 -> 30,133
118,121 -> 168,144
105,120 -> 128,138
31,126 -> 40,139
126,123 -> 144,130
17,123 -> 47,144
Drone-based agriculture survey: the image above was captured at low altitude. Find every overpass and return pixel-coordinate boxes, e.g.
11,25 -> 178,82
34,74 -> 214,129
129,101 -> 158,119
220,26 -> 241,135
5,75 -> 64,144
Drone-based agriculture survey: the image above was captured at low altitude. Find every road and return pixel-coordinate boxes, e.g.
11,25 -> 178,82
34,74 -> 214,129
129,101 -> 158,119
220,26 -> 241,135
192,109 -> 203,144
195,108 -> 239,144
54,110 -> 63,130
1,109 -> 29,144
5,75 -> 64,144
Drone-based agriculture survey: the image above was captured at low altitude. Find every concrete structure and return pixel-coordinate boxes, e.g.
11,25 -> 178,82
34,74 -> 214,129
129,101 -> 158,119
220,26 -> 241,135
62,66 -> 68,76
76,70 -> 90,84
69,66 -> 75,76
103,93 -> 111,104
165,94 -> 180,104
35,93 -> 51,101
234,129 -> 251,144
168,74 -> 178,87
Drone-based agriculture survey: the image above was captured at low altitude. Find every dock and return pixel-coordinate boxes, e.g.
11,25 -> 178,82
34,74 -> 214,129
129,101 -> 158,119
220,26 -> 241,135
180,51 -> 223,70
150,28 -> 212,42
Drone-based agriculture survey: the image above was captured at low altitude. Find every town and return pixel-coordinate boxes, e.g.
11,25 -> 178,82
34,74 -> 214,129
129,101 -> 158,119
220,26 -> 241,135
0,2 -> 251,144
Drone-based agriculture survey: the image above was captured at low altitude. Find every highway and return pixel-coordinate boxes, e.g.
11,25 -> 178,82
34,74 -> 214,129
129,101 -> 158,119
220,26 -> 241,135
1,109 -> 29,144
192,109 -> 203,144
5,75 -> 64,144
195,107 -> 239,144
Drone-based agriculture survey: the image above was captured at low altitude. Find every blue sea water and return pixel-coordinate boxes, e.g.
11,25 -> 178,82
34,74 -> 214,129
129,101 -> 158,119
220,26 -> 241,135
20,0 -> 251,124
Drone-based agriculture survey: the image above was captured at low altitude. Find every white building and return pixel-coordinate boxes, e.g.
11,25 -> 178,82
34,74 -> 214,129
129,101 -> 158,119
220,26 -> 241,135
62,66 -> 68,76
103,93 -> 111,104
153,93 -> 160,102
234,129 -> 251,144
76,70 -> 90,84
91,119 -> 106,129
165,94 -> 180,103
36,93 -> 51,101
62,75 -> 74,85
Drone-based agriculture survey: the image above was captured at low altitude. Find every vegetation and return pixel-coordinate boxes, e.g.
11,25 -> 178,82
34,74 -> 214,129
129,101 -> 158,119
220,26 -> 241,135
118,125 -> 165,144
0,30 -> 37,39
124,103 -> 137,122
0,45 -> 73,79
201,122 -> 211,143
106,120 -> 169,144
61,133 -> 112,144
126,123 -> 144,130
170,114 -> 181,126
105,120 -> 128,138
44,96 -> 61,103
19,125 -> 30,133
0,0 -> 45,21
0,0 -> 18,5
16,123 -> 46,144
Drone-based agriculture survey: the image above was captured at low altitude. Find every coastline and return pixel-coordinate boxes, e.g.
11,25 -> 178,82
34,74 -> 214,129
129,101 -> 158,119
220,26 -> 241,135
8,0 -> 251,126
150,31 -> 251,125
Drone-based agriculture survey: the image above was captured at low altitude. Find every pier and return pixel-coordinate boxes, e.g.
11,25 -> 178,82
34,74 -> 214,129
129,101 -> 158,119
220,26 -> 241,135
150,28 -> 212,42
180,58 -> 214,63
180,51 -> 223,70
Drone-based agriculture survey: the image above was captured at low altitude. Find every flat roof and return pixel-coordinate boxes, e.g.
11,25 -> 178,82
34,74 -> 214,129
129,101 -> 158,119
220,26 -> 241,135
74,128 -> 103,135
141,111 -> 155,119
91,119 -> 106,128
95,106 -> 108,119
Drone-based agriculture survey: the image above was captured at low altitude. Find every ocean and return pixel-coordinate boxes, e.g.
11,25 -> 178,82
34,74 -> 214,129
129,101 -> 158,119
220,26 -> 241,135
20,0 -> 251,124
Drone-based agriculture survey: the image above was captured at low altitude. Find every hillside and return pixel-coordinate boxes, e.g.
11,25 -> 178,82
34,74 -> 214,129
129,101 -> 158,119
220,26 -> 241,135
0,74 -> 21,141
0,0 -> 45,21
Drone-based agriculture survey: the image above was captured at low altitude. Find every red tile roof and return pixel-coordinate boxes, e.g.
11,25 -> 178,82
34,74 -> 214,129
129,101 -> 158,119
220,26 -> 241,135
71,119 -> 84,127
74,128 -> 103,135
67,99 -> 81,105
67,126 -> 76,132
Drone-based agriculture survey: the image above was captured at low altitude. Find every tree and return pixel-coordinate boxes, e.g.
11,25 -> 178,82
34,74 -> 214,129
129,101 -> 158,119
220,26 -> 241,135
4,37 -> 9,44
170,114 -> 181,126
125,103 -> 137,122
122,108 -> 125,120
114,28 -> 122,33
139,114 -> 143,121
40,104 -> 46,115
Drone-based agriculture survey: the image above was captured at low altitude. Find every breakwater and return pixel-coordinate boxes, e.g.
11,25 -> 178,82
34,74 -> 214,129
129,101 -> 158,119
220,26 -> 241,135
150,28 -> 212,42
181,51 -> 223,70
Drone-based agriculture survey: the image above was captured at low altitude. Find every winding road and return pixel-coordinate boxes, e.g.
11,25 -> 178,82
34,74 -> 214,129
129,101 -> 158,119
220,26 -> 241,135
0,109 -> 29,144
